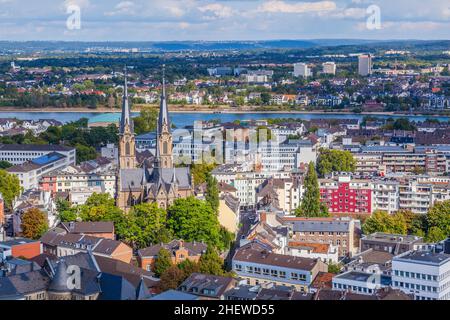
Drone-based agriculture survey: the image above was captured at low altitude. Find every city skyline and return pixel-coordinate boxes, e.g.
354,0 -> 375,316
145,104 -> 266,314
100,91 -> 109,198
0,0 -> 449,41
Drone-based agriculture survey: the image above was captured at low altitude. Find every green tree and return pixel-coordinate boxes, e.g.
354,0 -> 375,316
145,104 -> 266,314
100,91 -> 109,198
0,161 -> 12,169
317,149 -> 356,176
75,143 -> 97,163
77,193 -> 127,240
205,173 -> 219,214
158,265 -> 186,291
296,162 -> 329,217
133,107 -> 158,135
426,227 -> 446,243
199,247 -> 226,276
426,200 -> 450,238
21,208 -> 48,240
191,163 -> 217,185
0,169 -> 22,209
167,197 -> 222,249
56,198 -> 77,222
153,248 -> 173,277
362,211 -> 407,235
327,263 -> 342,274
123,203 -> 171,248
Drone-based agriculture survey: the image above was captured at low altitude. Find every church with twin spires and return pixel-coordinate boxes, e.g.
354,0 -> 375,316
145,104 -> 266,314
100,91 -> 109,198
116,68 -> 194,211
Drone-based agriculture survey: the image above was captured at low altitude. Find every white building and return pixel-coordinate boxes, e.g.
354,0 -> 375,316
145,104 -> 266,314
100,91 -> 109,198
332,271 -> 391,295
358,54 -> 373,76
293,63 -> 312,78
322,62 -> 336,75
286,242 -> 339,264
392,249 -> 450,300
0,144 -> 76,165
7,152 -> 75,190
372,180 -> 400,214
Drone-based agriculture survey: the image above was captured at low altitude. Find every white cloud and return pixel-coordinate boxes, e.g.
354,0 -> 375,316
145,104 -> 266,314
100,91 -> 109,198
105,1 -> 135,16
63,0 -> 90,9
198,3 -> 234,19
257,0 -> 337,14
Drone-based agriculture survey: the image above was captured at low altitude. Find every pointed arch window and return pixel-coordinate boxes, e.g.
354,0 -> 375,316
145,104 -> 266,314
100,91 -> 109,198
163,141 -> 168,154
125,142 -> 131,155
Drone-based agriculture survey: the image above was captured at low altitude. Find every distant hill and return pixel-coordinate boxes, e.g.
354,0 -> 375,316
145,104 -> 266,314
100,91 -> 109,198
0,39 -> 449,53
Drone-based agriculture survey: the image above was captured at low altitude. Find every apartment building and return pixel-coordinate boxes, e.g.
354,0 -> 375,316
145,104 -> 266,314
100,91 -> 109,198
212,165 -> 292,209
282,217 -> 358,257
257,140 -> 310,172
319,175 -> 373,216
256,177 -> 304,213
392,247 -> 450,300
232,242 -> 327,292
372,179 -> 400,214
354,153 -> 384,176
39,167 -> 116,199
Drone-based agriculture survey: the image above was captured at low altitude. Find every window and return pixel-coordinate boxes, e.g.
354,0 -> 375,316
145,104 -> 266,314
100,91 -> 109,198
125,142 -> 130,155
279,271 -> 286,279
291,273 -> 298,280
254,267 -> 261,275
163,141 -> 168,154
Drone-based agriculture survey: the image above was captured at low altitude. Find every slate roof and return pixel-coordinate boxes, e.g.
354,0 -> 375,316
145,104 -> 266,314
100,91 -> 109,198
150,289 -> 199,300
119,167 -> 192,192
0,144 -> 73,152
0,277 -> 24,300
178,273 -> 235,299
233,243 -> 321,271
60,221 -> 114,234
7,269 -> 50,295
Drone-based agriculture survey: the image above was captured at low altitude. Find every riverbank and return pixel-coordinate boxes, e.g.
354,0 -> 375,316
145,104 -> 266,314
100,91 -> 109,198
0,106 -> 447,118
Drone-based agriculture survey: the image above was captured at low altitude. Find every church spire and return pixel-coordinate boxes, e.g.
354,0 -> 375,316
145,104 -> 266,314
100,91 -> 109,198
120,66 -> 133,134
158,64 -> 170,133
118,65 -> 137,171
155,65 -> 173,169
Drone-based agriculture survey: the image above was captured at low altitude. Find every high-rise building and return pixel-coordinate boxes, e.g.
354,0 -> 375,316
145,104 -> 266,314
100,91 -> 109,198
293,63 -> 312,78
322,62 -> 336,75
358,54 -> 372,76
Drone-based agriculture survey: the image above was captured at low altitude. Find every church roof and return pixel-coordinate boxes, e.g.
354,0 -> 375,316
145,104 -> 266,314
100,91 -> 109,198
119,167 -> 192,192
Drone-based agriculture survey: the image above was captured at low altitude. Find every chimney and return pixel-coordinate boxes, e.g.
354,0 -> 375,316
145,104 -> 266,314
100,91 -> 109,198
260,212 -> 267,224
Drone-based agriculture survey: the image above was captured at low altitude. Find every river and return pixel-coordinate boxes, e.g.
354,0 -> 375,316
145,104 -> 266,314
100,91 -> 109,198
0,111 -> 448,128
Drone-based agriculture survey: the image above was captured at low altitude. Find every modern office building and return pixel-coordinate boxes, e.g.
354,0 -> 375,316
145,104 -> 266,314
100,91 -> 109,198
0,144 -> 76,165
7,152 -> 75,190
392,247 -> 450,300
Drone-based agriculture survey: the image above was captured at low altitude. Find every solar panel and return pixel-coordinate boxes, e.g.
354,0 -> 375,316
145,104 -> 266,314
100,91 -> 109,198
31,152 -> 64,165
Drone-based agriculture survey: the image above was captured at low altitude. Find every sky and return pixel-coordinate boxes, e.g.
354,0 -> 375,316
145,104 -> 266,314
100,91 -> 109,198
0,0 -> 449,41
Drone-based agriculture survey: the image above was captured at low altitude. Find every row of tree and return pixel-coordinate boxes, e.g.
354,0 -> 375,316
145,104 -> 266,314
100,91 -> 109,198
57,188 -> 233,251
362,201 -> 450,242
